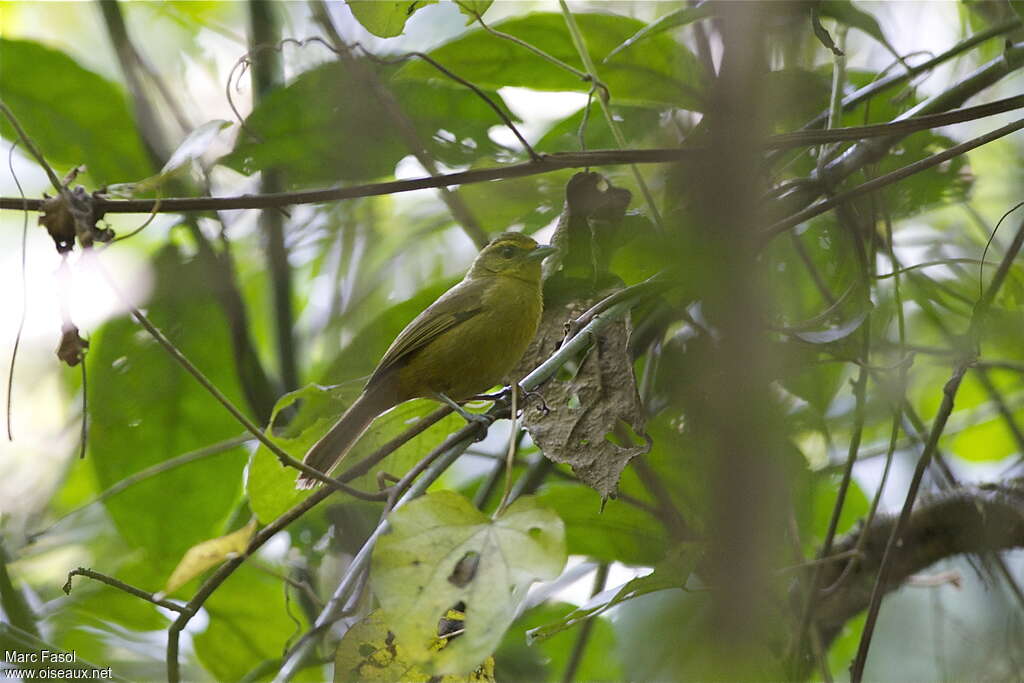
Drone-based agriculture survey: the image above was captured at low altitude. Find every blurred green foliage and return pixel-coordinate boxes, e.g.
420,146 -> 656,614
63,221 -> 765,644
2,1 -> 1023,681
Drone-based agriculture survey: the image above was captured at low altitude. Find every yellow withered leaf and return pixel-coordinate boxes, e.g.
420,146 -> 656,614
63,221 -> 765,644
162,519 -> 258,596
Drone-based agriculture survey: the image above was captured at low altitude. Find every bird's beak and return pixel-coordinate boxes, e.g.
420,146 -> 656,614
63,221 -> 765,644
526,245 -> 558,262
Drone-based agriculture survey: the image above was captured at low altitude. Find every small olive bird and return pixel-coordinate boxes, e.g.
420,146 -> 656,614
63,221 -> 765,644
297,232 -> 556,488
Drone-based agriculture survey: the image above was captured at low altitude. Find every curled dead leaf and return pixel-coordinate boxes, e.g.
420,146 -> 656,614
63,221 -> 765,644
516,291 -> 650,499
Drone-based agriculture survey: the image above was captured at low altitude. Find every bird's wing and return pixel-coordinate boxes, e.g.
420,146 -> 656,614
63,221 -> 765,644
366,281 -> 485,387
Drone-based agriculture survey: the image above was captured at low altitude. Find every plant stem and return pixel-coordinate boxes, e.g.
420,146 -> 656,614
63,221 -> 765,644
249,0 -> 299,394
559,0 -> 664,230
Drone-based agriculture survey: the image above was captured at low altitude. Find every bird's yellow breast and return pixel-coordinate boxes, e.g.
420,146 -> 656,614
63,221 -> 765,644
395,275 -> 542,400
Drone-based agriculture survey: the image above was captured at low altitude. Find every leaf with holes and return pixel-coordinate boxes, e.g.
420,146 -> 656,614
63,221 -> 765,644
333,609 -> 496,683
371,492 -> 565,674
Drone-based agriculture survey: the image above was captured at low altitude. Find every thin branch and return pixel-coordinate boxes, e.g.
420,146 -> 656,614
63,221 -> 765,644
1,94 -> 1020,215
0,99 -> 64,193
559,0 -> 664,230
458,0 -> 591,82
63,567 -> 186,614
249,0 -> 300,394
5,142 -> 28,441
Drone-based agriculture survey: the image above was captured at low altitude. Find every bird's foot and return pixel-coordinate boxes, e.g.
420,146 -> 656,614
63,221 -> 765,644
435,392 -> 494,431
465,385 -> 549,416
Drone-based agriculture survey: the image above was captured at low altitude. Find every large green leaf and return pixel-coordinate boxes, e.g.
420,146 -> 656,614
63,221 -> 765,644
605,2 -> 715,61
536,103 -> 665,154
346,1 -> 438,38
371,492 -> 566,674
0,39 -> 152,185
222,61 -> 516,186
397,12 -> 706,109
819,0 -> 903,62
193,564 -> 306,682
88,245 -> 249,574
536,483 -> 667,565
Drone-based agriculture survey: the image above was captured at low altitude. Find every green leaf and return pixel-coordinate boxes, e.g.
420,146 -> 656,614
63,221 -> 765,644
455,0 -> 493,24
88,245 -> 249,573
536,483 -> 667,565
247,386 -> 461,523
536,103 -> 665,154
346,1 -> 438,38
526,544 -> 699,643
605,2 -> 714,61
397,12 -> 706,109
193,564 -> 305,682
819,1 -> 902,62
0,39 -> 152,185
371,492 -> 566,674
222,61 -> 515,186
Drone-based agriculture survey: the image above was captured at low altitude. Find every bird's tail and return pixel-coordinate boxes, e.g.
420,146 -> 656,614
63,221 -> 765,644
296,389 -> 391,489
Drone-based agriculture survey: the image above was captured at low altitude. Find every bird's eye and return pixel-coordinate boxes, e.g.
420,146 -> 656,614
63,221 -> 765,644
500,245 -> 516,258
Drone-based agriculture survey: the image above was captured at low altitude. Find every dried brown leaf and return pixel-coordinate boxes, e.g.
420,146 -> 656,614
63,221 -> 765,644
517,293 -> 649,499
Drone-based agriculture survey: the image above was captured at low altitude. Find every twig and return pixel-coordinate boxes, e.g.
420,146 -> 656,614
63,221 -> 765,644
849,217 -> 1024,681
559,0 -> 664,230
5,142 -> 28,441
0,99 -> 64,193
495,387 -> 519,515
565,272 -> 673,339
458,1 -> 591,83
64,567 -> 186,614
791,351 -> 870,666
248,1 -> 299,394
2,95 -> 1020,215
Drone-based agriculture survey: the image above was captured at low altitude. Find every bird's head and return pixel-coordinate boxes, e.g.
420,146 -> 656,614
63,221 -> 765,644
468,232 -> 557,283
